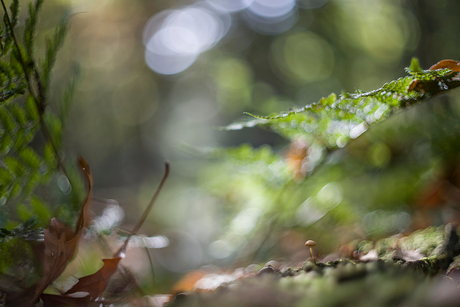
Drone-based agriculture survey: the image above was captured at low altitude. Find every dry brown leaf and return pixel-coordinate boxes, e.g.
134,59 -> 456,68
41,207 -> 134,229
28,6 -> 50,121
35,159 -> 92,293
285,138 -> 309,181
42,219 -> 79,285
64,257 -> 122,300
30,159 -> 166,305
41,293 -> 92,307
171,270 -> 207,294
22,158 -> 94,306
429,59 -> 460,72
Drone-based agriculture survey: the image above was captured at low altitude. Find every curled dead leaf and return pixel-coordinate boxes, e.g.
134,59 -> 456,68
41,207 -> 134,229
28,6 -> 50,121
64,257 -> 122,301
23,157 -> 94,306
42,218 -> 79,286
429,59 -> 460,72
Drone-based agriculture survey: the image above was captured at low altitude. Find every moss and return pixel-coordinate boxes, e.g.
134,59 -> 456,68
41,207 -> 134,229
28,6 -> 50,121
167,225 -> 460,307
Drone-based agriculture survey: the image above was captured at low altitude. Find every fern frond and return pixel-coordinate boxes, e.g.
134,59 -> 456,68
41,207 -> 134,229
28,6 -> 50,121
223,59 -> 460,150
9,0 -> 19,28
23,0 -> 43,59
41,16 -> 68,91
59,65 -> 79,122
0,0 -> 79,225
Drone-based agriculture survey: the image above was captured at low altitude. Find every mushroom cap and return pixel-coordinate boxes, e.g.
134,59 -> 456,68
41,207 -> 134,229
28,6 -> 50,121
305,240 -> 317,247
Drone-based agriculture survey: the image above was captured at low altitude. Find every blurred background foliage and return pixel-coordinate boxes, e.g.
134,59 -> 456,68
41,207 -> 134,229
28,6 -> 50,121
9,0 -> 460,293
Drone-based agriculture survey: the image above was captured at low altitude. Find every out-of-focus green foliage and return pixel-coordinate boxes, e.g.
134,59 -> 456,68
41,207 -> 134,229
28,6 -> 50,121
198,60 -> 460,263
0,0 -> 78,235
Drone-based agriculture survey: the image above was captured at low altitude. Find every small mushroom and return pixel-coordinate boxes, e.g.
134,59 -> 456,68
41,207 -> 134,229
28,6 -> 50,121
305,240 -> 317,265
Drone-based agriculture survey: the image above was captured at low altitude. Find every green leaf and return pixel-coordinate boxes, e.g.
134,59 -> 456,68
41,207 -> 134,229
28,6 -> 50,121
408,57 -> 422,73
9,104 -> 27,127
0,166 -> 13,187
18,146 -> 41,170
0,107 -> 16,133
4,156 -> 24,178
12,128 -> 27,150
0,134 -> 13,155
43,141 -> 56,168
60,65 -> 79,122
23,0 -> 44,59
44,111 -> 62,146
25,94 -> 39,121
223,59 -> 460,150
9,0 -> 20,28
23,169 -> 40,194
16,203 -> 32,221
9,181 -> 22,198
31,195 -> 51,224
41,16 -> 68,91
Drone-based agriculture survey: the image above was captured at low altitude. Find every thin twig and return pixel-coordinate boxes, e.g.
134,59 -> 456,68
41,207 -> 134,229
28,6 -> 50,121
132,162 -> 170,235
115,162 -> 170,257
101,163 -> 170,295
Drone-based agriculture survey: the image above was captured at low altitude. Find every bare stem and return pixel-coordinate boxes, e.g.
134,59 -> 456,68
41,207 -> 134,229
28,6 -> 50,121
115,162 -> 170,257
309,248 -> 315,265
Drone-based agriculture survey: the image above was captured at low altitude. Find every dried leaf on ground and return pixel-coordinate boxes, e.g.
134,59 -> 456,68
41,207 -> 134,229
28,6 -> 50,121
429,59 -> 460,71
64,257 -> 122,301
8,158 -> 94,306
32,158 -> 93,300
42,219 -> 78,284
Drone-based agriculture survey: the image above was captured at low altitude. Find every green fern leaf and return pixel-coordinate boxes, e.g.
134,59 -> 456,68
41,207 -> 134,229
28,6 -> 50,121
23,0 -> 44,59
223,59 -> 460,150
31,195 -> 51,225
0,106 -> 16,132
0,134 -> 12,155
9,0 -> 19,28
18,146 -> 41,170
25,94 -> 39,121
41,16 -> 68,91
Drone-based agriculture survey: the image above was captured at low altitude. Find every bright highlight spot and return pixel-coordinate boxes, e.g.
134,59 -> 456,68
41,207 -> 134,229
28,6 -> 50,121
129,235 -> 170,249
144,6 -> 230,75
350,122 -> 368,139
91,201 -> 124,234
208,0 -> 253,12
241,0 -> 298,35
243,0 -> 295,18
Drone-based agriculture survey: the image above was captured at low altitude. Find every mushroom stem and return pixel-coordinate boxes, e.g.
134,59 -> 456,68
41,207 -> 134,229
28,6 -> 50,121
305,240 -> 317,266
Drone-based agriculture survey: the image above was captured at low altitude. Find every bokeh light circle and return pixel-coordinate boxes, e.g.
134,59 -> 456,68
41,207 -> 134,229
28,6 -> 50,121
207,0 -> 253,12
270,31 -> 335,83
244,10 -> 298,35
143,6 -> 230,75
243,0 -> 295,18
